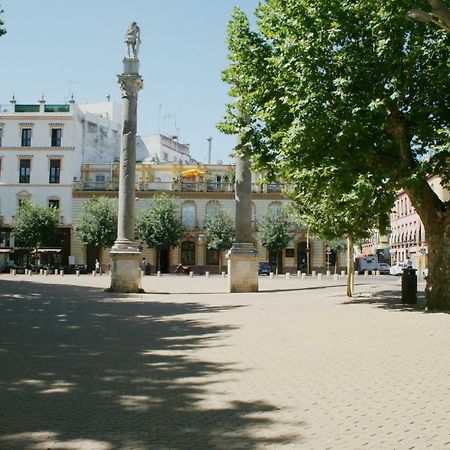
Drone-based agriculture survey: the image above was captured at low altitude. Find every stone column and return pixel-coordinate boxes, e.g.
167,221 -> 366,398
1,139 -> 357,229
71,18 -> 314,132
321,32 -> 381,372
227,139 -> 258,292
110,57 -> 143,292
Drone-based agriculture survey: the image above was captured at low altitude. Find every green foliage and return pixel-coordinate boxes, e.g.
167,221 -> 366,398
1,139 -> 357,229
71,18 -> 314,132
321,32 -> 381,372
13,200 -> 59,249
75,197 -> 118,248
287,169 -> 395,242
135,194 -> 183,249
205,208 -> 235,251
259,209 -> 292,252
220,0 -> 449,190
0,5 -> 6,38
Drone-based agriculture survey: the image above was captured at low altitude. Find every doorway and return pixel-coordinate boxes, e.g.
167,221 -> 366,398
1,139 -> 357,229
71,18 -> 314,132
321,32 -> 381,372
297,242 -> 308,273
159,246 -> 169,273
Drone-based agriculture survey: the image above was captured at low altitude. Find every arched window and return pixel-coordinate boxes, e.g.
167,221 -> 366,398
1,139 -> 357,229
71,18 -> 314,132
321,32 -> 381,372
206,201 -> 220,219
182,202 -> 196,228
268,201 -> 283,216
181,241 -> 195,265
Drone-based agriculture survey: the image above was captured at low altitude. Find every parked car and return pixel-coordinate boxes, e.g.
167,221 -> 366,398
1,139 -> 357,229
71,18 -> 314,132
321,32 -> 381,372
378,263 -> 390,274
389,262 -> 404,276
258,262 -> 271,275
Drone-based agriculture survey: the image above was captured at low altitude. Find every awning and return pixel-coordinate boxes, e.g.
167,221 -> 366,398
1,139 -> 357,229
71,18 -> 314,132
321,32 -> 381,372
0,248 -> 12,253
32,248 -> 62,254
180,169 -> 206,177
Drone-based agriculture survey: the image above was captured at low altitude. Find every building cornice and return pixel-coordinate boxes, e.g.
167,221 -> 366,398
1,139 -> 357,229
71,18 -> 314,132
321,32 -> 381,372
0,115 -> 73,121
72,190 -> 285,200
0,146 -> 75,152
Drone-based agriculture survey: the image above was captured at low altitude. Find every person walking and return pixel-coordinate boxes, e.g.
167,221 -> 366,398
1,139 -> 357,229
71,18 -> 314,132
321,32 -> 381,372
95,259 -> 101,275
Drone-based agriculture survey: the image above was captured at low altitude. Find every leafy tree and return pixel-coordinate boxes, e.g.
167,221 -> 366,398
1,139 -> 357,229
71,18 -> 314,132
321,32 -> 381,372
135,194 -> 183,271
0,5 -> 6,38
288,169 -> 394,296
13,200 -> 59,250
74,197 -> 118,249
205,208 -> 235,273
259,209 -> 292,273
220,1 -> 450,310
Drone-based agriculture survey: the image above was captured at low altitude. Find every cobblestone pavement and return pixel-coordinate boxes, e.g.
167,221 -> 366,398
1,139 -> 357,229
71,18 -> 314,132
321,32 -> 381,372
0,273 -> 449,450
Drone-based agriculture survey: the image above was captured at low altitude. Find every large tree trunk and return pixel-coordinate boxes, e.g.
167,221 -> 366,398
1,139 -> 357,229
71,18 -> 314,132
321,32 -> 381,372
388,111 -> 450,311
346,235 -> 355,297
406,185 -> 450,311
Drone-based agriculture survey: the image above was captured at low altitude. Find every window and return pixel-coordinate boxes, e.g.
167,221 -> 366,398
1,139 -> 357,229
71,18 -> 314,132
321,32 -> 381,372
182,203 -> 196,228
206,202 -> 219,219
49,199 -> 60,210
19,159 -> 31,183
268,202 -> 283,216
181,241 -> 195,265
0,128 -> 3,147
51,128 -> 62,147
21,128 -> 32,147
49,159 -> 61,184
206,248 -> 219,265
95,174 -> 106,183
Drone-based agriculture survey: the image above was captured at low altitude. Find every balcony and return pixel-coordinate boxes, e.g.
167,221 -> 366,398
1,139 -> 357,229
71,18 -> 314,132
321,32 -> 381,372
73,180 -> 288,194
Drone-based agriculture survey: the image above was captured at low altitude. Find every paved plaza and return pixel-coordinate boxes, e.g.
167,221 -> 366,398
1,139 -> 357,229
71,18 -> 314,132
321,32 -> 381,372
0,273 -> 449,449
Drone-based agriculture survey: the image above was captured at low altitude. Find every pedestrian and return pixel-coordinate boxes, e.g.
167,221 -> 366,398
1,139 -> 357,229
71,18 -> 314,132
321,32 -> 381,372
95,259 -> 101,274
141,257 -> 149,275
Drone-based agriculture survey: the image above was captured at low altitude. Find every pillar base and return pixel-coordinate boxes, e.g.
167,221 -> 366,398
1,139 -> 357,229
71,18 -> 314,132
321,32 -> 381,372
109,244 -> 142,292
227,243 -> 258,293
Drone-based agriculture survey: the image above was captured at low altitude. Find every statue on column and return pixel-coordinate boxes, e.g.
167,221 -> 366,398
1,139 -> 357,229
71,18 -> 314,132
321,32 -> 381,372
125,22 -> 141,59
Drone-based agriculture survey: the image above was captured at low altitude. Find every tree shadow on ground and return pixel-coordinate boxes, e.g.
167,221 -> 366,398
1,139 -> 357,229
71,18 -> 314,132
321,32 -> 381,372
0,280 -> 301,449
341,289 -> 432,313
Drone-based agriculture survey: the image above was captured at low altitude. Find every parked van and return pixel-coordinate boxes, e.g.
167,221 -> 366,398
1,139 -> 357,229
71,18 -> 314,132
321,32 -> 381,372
355,256 -> 379,274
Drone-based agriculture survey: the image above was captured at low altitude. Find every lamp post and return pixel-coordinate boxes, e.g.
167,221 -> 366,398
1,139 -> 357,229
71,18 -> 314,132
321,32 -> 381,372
407,0 -> 450,32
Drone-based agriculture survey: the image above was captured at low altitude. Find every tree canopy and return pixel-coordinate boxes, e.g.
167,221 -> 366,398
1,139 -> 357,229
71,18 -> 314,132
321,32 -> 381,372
13,200 -> 59,249
0,5 -> 6,38
74,197 -> 118,249
259,209 -> 292,254
135,194 -> 183,250
205,208 -> 235,253
220,0 -> 450,309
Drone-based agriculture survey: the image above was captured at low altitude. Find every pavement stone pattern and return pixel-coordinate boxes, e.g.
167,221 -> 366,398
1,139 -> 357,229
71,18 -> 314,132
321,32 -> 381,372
0,273 -> 449,450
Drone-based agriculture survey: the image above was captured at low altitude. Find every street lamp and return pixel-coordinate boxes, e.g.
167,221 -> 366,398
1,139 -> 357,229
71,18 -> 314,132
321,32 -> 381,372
407,0 -> 450,32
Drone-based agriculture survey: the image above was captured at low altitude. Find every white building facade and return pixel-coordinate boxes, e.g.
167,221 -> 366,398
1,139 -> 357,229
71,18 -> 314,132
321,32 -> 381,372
0,98 -> 121,268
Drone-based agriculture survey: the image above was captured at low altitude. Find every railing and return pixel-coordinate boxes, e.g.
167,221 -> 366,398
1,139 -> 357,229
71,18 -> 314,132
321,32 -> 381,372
74,180 -> 288,193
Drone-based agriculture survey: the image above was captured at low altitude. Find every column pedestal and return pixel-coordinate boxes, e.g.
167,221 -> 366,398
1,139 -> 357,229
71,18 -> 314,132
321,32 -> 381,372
110,242 -> 142,292
227,243 -> 258,293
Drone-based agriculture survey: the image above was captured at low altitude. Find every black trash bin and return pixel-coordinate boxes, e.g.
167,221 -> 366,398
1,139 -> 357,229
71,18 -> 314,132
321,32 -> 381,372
402,268 -> 417,304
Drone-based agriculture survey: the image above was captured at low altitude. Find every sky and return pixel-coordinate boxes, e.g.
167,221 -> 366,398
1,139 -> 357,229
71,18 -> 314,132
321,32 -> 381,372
0,0 -> 260,164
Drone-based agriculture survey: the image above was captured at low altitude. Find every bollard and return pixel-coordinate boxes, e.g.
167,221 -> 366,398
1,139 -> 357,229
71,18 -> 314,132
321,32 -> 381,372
286,272 -> 290,279
318,273 -> 322,280
402,268 -> 417,304
44,270 -> 48,276
375,270 -> 380,276
29,270 -> 32,276
76,270 -> 80,277
354,270 -> 359,276
297,270 -> 301,277
40,269 -> 44,275
301,273 -> 306,279
92,270 -> 96,276
341,270 -> 346,276
312,270 -> 317,277
269,272 -> 274,279
12,269 -> 16,276
157,271 -> 161,277
326,270 -> 331,277
189,271 -> 194,277
333,274 -> 338,280
221,271 -> 226,278
364,270 -> 369,276
205,271 -> 209,277
60,270 -> 64,276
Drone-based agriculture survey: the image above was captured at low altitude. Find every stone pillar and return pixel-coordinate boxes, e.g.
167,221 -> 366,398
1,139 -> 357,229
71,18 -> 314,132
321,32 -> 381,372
227,144 -> 258,292
110,55 -> 144,292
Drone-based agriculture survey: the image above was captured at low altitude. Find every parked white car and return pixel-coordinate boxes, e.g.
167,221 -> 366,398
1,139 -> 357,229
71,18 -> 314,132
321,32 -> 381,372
390,262 -> 404,276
